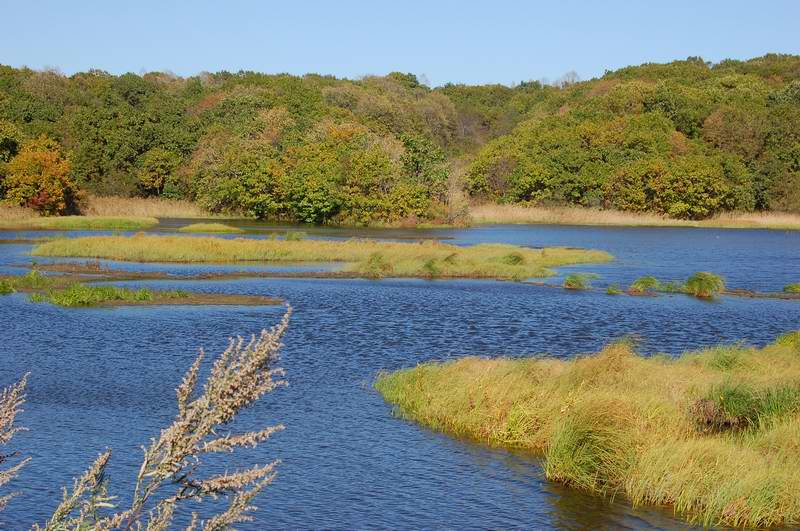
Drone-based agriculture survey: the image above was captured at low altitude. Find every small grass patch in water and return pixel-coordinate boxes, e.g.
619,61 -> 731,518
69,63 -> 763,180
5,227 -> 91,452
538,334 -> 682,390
0,279 -> 15,295
606,283 -> 623,295
0,216 -> 158,231
629,275 -> 662,294
29,284 -> 188,307
177,223 -> 244,233
375,334 -> 800,527
784,283 -> 800,294
563,272 -> 599,290
32,234 -> 613,281
685,272 -> 725,299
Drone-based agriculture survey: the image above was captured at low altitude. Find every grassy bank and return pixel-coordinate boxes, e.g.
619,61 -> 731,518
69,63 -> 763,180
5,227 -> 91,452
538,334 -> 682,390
470,204 -> 800,230
0,215 -> 159,231
32,235 -> 612,280
177,222 -> 244,233
376,334 -> 800,527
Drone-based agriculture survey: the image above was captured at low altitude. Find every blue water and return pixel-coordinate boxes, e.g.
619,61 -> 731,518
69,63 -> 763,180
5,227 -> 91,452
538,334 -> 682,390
1,223 -> 799,529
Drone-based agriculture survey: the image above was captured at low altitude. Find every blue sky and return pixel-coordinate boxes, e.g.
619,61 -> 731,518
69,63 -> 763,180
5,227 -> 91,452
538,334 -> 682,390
2,0 -> 799,86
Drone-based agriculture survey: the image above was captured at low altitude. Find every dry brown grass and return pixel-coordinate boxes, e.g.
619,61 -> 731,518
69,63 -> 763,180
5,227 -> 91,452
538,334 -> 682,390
0,205 -> 38,222
83,195 -> 213,219
470,203 -> 800,230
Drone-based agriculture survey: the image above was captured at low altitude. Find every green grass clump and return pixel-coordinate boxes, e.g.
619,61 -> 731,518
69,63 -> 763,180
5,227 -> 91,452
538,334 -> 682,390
32,235 -> 613,281
606,284 -> 623,295
563,272 -> 599,290
363,252 -> 393,279
685,272 -> 725,299
0,216 -> 158,231
0,280 -> 15,295
629,275 -> 662,294
177,223 -> 244,233
784,283 -> 800,293
376,334 -> 800,527
284,231 -> 307,241
29,283 -> 188,307
8,269 -> 54,290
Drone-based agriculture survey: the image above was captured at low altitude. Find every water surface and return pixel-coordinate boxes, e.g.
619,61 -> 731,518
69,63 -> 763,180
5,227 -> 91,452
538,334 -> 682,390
1,222 -> 798,528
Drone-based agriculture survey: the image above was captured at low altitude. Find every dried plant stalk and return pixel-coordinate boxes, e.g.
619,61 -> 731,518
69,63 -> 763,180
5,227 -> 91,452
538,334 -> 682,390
0,374 -> 29,512
36,307 -> 292,530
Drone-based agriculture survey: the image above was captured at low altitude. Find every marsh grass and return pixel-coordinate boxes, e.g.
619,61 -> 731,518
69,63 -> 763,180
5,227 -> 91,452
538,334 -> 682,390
177,222 -> 244,233
0,280 -> 15,295
283,231 -> 307,241
563,272 -> 599,290
605,284 -> 623,295
784,283 -> 800,294
470,203 -> 800,230
375,335 -> 800,527
28,284 -> 189,307
33,235 -> 613,280
685,272 -> 725,299
629,276 -> 662,294
0,216 -> 158,231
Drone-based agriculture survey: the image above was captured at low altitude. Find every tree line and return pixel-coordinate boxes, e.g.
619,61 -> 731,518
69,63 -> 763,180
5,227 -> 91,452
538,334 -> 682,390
1,54 -> 798,222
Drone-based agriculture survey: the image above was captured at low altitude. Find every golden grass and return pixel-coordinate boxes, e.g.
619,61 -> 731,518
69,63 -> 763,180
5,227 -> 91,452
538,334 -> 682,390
375,334 -> 800,527
83,195 -> 213,218
0,204 -> 38,221
470,203 -> 800,230
0,216 -> 158,231
31,234 -> 612,280
177,222 -> 244,233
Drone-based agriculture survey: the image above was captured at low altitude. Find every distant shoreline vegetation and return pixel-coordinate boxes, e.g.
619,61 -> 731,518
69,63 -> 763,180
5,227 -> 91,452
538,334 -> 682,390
1,54 -> 799,226
31,234 -> 613,280
375,332 -> 800,528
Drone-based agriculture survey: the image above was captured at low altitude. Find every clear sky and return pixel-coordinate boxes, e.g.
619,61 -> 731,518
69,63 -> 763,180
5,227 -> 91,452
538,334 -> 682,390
2,0 -> 799,86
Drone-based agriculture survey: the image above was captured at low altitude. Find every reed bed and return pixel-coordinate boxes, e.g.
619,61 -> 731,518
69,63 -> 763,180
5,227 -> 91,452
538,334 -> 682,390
177,222 -> 244,233
470,204 -> 800,230
375,333 -> 800,527
83,195 -> 213,218
0,205 -> 38,221
32,235 -> 612,280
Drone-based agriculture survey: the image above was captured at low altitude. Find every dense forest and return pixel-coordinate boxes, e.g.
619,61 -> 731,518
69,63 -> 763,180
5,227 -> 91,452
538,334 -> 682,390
1,54 -> 799,222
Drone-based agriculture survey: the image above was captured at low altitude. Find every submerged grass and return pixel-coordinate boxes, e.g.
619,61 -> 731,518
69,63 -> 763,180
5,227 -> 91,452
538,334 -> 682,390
0,216 -> 158,231
32,234 -> 612,280
375,334 -> 800,527
177,222 -> 244,233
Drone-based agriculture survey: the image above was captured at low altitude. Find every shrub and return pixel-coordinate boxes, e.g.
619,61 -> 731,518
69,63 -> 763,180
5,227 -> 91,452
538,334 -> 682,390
685,272 -> 725,298
2,136 -> 82,216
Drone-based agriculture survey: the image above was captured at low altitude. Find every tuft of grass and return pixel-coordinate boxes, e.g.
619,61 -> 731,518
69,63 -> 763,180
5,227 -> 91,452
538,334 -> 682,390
0,216 -> 158,231
606,283 -> 623,295
685,272 -> 725,299
0,280 -> 15,295
629,275 -> 662,294
563,272 -> 599,290
363,252 -> 393,279
29,283 -> 188,307
284,231 -> 307,241
784,283 -> 800,294
376,334 -> 800,528
177,222 -> 244,233
32,235 -> 613,281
